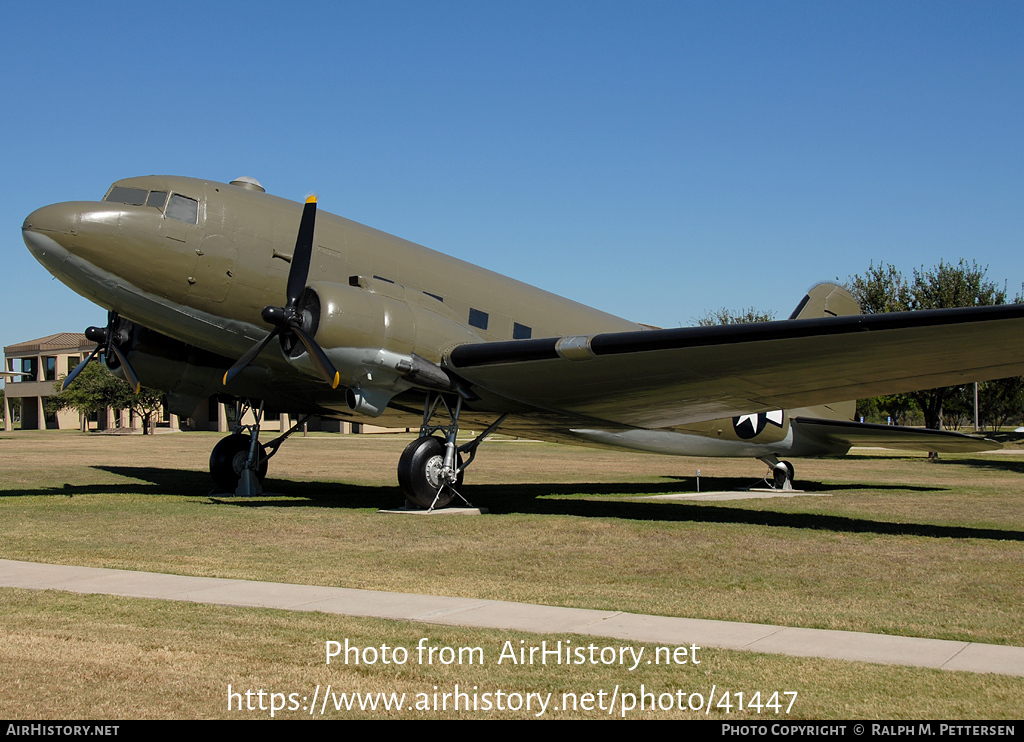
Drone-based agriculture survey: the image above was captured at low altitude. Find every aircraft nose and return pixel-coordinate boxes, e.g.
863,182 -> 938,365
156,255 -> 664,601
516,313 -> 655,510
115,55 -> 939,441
22,202 -> 80,270
23,202 -> 80,238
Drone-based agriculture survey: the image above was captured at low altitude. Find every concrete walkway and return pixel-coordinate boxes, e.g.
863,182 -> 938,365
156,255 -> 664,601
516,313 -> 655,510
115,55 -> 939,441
2,559 -> 1021,678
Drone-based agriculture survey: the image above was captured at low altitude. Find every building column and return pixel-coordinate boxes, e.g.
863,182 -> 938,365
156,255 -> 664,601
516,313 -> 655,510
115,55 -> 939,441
3,394 -> 11,432
217,402 -> 228,433
280,412 -> 290,432
36,397 -> 45,430
169,414 -> 179,430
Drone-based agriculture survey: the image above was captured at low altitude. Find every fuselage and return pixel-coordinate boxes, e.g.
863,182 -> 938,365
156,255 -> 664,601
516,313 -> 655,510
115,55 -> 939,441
22,175 -> 846,460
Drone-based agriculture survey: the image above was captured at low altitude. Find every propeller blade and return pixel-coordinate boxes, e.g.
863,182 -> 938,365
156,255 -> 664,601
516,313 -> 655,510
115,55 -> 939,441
62,344 -> 103,391
223,327 -> 281,386
286,196 -> 317,309
292,324 -> 341,389
108,343 -> 142,394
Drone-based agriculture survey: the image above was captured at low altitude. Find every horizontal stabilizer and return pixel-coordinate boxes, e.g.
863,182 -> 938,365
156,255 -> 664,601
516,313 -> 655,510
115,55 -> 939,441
792,417 -> 1000,454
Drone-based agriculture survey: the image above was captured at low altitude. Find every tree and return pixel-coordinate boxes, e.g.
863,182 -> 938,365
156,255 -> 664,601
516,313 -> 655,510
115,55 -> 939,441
49,362 -> 164,435
847,259 -> 1015,430
109,381 -> 165,436
696,307 -> 776,326
978,377 -> 1024,431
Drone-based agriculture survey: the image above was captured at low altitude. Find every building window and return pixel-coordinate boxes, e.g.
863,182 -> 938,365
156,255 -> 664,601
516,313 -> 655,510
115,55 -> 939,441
513,323 -> 532,340
21,358 -> 38,380
469,308 -> 489,330
44,357 -> 57,381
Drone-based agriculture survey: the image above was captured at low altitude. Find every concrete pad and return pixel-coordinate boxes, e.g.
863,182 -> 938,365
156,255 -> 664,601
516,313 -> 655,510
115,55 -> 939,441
745,626 -> 969,668
302,592 -> 493,621
942,643 -> 1024,676
378,506 -> 489,515
645,490 -> 830,502
581,612 -> 785,650
3,559 -> 1022,677
430,601 -> 619,634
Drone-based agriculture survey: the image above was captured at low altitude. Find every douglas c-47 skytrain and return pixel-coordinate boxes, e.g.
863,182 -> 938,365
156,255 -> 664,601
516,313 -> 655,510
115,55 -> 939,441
22,175 -> 1024,507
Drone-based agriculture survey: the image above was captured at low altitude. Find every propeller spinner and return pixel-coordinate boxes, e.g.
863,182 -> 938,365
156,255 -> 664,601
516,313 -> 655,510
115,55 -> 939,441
223,196 -> 340,388
63,311 -> 142,394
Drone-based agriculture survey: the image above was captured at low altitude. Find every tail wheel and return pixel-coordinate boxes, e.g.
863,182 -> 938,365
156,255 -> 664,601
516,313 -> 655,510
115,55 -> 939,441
398,436 -> 464,509
772,460 -> 795,489
210,433 -> 268,492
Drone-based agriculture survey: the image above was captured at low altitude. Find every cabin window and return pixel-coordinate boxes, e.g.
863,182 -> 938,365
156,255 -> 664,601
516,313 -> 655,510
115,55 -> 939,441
513,322 -> 532,339
469,308 -> 489,330
105,187 -> 147,205
166,194 -> 199,224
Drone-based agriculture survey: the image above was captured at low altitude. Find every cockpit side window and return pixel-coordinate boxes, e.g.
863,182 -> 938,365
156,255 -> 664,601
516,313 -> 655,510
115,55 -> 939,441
166,194 -> 199,224
105,187 -> 147,205
146,191 -> 168,209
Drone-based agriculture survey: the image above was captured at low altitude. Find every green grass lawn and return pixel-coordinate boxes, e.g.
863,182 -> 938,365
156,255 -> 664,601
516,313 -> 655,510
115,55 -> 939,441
1,430 -> 1022,718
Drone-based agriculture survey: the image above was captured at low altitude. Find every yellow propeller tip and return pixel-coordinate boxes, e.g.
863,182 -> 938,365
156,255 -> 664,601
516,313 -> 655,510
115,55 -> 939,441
306,195 -> 317,204
222,372 -> 230,386
331,373 -> 340,389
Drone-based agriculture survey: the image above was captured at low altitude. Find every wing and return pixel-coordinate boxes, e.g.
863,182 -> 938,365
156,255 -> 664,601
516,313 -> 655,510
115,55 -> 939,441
445,303 -> 1024,429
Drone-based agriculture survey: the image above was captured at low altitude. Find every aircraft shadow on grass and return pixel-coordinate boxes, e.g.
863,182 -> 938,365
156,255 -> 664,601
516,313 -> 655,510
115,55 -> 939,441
936,457 -> 1024,475
0,464 -> 994,544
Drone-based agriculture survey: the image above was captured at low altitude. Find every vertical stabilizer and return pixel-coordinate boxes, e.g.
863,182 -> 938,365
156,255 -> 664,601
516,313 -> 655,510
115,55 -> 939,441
788,283 -> 861,421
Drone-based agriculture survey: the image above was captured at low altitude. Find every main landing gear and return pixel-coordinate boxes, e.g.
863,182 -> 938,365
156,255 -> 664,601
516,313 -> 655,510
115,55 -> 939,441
759,456 -> 795,490
209,400 -> 310,496
397,392 -> 507,510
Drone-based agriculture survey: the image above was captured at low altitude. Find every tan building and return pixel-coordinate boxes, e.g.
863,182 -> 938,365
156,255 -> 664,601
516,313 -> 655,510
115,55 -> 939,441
4,333 -> 96,430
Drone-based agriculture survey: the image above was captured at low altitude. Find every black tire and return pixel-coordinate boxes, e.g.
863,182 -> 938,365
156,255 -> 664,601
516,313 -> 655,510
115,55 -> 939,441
397,436 -> 463,509
772,460 -> 795,489
780,460 -> 795,485
210,433 -> 268,492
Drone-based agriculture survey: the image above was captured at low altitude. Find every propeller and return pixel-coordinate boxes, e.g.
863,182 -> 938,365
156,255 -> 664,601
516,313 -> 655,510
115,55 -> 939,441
223,196 -> 340,388
63,311 -> 142,394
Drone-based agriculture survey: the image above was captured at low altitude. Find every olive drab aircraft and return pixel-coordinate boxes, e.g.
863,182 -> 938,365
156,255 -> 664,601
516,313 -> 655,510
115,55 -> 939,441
22,175 -> 1024,507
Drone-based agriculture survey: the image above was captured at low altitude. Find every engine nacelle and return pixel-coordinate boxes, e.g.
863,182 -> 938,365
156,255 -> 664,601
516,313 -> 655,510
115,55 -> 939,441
308,278 -> 484,367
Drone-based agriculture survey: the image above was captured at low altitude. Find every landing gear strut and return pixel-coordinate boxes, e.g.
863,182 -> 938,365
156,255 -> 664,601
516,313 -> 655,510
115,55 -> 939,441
209,400 -> 310,496
396,392 -> 507,510
210,432 -> 268,493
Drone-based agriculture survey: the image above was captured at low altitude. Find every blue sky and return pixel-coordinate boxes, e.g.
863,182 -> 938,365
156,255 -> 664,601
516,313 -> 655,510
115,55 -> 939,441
2,1 -> 1022,376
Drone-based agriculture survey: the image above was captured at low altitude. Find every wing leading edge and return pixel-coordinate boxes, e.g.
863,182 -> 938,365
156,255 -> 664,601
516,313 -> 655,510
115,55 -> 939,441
445,303 -> 1024,429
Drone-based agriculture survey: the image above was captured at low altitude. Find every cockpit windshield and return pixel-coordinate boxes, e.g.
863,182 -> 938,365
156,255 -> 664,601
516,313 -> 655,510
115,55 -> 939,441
105,187 -> 147,205
104,186 -> 197,224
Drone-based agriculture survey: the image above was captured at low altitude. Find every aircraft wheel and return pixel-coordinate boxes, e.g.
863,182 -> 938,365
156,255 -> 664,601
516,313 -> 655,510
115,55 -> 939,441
780,460 -> 795,485
210,433 -> 268,492
772,460 -> 795,489
398,436 -> 463,509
